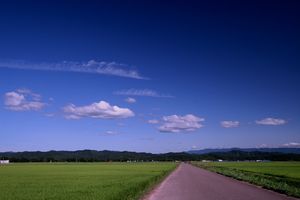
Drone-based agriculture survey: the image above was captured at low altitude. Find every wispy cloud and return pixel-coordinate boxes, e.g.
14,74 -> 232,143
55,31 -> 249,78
0,60 -> 147,79
103,131 -> 119,135
4,89 -> 45,111
282,142 -> 300,148
125,97 -> 136,103
63,100 -> 134,119
220,120 -> 240,128
255,117 -> 287,126
191,145 -> 198,150
158,114 -> 204,133
148,119 -> 160,124
256,142 -> 300,148
114,89 -> 174,98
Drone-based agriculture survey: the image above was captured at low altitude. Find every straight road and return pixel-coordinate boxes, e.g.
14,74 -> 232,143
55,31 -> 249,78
144,163 -> 298,200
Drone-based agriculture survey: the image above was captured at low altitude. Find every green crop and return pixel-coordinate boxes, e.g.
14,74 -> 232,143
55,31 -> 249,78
0,162 -> 177,200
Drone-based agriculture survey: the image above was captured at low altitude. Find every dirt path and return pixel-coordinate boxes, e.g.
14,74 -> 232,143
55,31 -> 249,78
143,163 -> 298,200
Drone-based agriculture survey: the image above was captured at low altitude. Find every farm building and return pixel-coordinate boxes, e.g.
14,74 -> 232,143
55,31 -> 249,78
0,160 -> 10,164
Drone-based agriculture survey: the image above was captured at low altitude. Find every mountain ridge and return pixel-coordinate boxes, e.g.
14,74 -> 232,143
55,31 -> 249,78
187,147 -> 300,154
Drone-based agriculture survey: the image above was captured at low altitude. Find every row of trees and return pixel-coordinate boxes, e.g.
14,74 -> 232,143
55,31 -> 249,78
1,150 -> 300,162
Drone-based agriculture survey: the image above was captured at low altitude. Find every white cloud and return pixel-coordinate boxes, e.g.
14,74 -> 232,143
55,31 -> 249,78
191,145 -> 198,150
256,118 -> 287,126
4,89 -> 45,111
114,89 -> 174,98
125,97 -> 136,103
282,142 -> 300,148
16,88 -> 42,101
158,114 -> 204,133
0,60 -> 147,79
148,119 -> 159,124
103,131 -> 119,135
221,120 -> 240,128
63,100 -> 134,119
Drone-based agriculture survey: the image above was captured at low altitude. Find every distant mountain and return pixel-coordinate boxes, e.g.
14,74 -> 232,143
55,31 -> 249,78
188,148 -> 300,155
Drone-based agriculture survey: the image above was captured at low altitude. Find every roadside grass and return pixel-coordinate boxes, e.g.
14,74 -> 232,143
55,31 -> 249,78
192,161 -> 300,198
0,162 -> 177,200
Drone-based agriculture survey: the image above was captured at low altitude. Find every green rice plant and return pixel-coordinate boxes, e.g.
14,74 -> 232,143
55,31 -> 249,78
0,162 -> 177,200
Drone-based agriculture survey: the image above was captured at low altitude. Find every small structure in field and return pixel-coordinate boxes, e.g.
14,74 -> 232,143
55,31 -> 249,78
0,160 -> 10,164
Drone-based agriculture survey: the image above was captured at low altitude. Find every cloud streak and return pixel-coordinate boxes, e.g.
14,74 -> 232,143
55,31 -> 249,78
63,100 -> 134,119
221,120 -> 240,128
0,60 -> 147,79
114,89 -> 174,98
158,114 -> 204,133
4,89 -> 45,111
125,97 -> 136,103
256,118 -> 287,126
103,131 -> 119,135
282,142 -> 300,148
148,119 -> 159,124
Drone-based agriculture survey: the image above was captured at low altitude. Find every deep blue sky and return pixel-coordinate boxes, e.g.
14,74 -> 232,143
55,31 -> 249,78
1,0 -> 299,153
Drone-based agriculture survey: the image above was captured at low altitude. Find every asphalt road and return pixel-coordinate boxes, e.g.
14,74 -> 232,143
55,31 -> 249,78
144,163 -> 298,200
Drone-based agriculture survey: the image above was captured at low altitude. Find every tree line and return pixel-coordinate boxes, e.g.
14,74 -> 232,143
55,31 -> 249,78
1,150 -> 299,162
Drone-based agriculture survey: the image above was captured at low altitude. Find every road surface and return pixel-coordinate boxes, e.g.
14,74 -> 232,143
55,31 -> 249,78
143,163 -> 298,200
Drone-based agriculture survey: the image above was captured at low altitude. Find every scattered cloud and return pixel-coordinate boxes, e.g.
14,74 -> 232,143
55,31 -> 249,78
4,89 -> 45,111
103,131 -> 119,135
158,114 -> 204,133
0,60 -> 147,79
114,89 -> 174,98
63,100 -> 134,119
148,119 -> 160,124
257,143 -> 300,148
282,142 -> 300,148
221,120 -> 240,128
256,118 -> 287,126
191,145 -> 198,150
125,97 -> 136,103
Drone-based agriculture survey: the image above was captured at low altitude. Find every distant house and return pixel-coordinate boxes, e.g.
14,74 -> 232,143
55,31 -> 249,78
0,160 -> 10,164
218,159 -> 223,162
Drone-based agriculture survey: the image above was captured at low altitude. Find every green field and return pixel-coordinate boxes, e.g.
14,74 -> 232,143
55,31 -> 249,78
0,162 -> 177,200
192,161 -> 300,198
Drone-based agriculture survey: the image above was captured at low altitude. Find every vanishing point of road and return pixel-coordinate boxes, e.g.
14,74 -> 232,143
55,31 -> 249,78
144,163 -> 298,200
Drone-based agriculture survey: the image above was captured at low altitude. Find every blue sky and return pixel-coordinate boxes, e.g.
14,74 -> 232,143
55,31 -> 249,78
1,1 -> 300,153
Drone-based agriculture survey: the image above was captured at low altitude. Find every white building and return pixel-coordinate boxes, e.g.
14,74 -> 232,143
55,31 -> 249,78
0,160 -> 10,164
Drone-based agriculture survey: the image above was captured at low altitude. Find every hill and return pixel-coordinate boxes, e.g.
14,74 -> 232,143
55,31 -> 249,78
1,149 -> 300,162
188,148 -> 300,155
